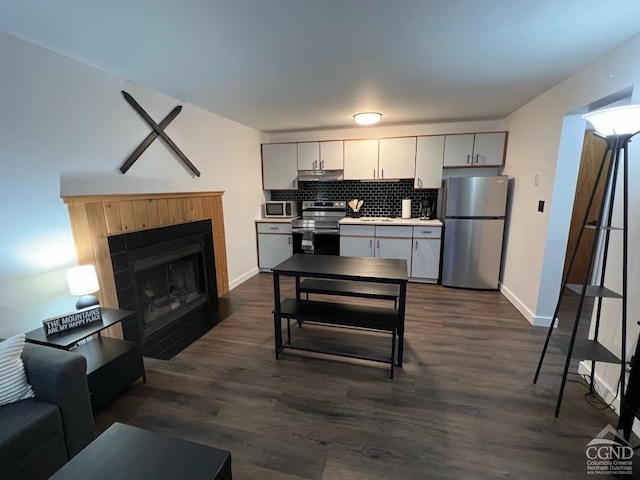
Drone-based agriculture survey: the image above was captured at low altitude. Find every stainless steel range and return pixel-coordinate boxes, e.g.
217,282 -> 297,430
292,201 -> 346,255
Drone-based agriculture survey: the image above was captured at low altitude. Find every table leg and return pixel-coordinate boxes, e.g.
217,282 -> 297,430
273,272 -> 282,359
397,281 -> 407,367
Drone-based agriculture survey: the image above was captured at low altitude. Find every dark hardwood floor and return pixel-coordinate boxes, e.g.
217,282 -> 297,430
95,273 -> 619,479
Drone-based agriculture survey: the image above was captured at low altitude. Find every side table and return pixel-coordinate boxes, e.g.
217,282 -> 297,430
25,308 -> 145,413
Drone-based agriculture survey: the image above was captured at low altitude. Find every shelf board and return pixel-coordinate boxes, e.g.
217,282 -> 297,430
552,336 -> 620,364
566,284 -> 622,298
584,225 -> 623,231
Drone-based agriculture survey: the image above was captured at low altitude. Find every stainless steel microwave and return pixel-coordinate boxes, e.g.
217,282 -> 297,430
263,201 -> 298,218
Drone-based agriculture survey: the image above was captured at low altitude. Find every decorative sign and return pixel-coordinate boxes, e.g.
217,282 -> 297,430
120,90 -> 201,177
42,306 -> 102,336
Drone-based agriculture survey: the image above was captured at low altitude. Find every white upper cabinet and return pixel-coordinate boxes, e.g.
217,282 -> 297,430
262,143 -> 298,190
297,142 -> 320,170
378,137 -> 416,179
443,134 -> 475,167
443,132 -> 506,167
344,139 -> 379,180
414,136 -> 444,189
319,141 -> 344,170
472,132 -> 506,166
298,141 -> 344,170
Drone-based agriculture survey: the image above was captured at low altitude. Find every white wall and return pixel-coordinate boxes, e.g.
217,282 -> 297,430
501,33 -> 640,402
0,32 -> 266,337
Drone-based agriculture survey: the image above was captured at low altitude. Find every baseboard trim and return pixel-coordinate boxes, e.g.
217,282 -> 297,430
499,283 -> 554,327
577,361 -> 638,436
228,267 -> 259,291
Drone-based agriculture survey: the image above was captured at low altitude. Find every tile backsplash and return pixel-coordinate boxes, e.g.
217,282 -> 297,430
270,179 -> 438,218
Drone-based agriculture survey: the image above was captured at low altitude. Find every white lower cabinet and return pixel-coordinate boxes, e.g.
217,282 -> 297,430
410,226 -> 442,283
411,239 -> 441,281
257,222 -> 293,270
340,225 -> 375,257
341,225 -> 412,276
340,236 -> 374,257
375,237 -> 412,276
340,223 -> 442,282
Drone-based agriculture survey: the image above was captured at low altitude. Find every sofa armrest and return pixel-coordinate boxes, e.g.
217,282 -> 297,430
21,343 -> 95,458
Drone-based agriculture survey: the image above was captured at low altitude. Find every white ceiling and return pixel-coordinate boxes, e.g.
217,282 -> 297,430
1,0 -> 640,133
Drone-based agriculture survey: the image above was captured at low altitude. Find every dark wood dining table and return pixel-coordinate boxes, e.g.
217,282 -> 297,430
271,254 -> 408,376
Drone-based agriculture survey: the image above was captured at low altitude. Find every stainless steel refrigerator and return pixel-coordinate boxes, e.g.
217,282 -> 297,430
441,176 -> 508,289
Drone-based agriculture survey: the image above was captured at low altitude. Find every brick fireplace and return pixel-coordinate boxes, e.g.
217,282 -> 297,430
62,192 -> 228,342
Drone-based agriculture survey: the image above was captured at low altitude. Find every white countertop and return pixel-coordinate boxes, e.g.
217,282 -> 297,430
255,217 -> 297,223
339,217 -> 442,227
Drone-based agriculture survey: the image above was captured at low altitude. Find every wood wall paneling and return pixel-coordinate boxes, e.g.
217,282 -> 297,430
132,200 -> 148,230
146,199 -> 160,228
103,201 -> 123,234
118,201 -> 136,231
63,192 -> 229,337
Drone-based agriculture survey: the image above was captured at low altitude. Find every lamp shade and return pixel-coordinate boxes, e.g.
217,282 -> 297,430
353,112 -> 382,125
582,105 -> 640,136
66,265 -> 99,296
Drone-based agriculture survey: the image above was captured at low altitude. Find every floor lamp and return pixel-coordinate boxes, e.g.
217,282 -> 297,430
534,104 -> 640,417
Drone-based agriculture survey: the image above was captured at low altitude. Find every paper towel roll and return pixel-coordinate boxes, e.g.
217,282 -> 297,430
402,199 -> 411,219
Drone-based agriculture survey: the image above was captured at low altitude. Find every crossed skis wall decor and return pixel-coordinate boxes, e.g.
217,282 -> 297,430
120,91 -> 201,177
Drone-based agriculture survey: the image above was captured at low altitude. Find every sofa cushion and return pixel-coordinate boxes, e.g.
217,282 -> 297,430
0,334 -> 35,406
0,398 -> 66,472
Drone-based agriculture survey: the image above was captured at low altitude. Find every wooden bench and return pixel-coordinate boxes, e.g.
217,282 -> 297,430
298,278 -> 400,307
273,298 -> 399,378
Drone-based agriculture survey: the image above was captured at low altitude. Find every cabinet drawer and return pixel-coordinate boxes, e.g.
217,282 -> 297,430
257,223 -> 292,234
375,226 -> 412,238
340,225 -> 375,237
412,226 -> 441,238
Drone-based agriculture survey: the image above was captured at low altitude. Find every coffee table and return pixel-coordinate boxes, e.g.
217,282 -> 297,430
50,422 -> 232,480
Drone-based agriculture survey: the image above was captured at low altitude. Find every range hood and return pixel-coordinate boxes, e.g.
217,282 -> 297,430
297,170 -> 344,182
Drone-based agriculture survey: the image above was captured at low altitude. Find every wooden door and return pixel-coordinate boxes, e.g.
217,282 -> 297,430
563,131 -> 608,283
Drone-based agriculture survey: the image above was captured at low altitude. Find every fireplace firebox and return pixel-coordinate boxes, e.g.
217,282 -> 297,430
108,220 -> 219,358
132,235 -> 208,338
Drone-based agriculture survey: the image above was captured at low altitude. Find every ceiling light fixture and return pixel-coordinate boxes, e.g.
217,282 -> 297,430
353,112 -> 382,126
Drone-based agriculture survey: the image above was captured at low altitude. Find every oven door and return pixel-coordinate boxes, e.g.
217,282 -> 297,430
292,229 -> 340,255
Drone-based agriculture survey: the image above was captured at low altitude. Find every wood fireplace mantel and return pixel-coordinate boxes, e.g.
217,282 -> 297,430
62,191 -> 228,338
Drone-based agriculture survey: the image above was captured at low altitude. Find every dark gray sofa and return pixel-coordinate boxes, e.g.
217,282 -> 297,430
0,343 -> 95,480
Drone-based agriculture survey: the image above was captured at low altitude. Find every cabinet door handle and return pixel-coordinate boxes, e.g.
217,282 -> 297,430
373,169 -> 376,179
369,239 -> 373,248
415,241 -> 418,250
321,160 -> 324,169
313,160 -> 317,170
467,155 -> 471,164
381,169 -> 384,178
475,154 -> 480,164
418,178 -> 422,188
270,227 -> 279,230
288,237 -> 291,245
422,230 -> 432,234
376,240 -> 380,249
293,179 -> 297,188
